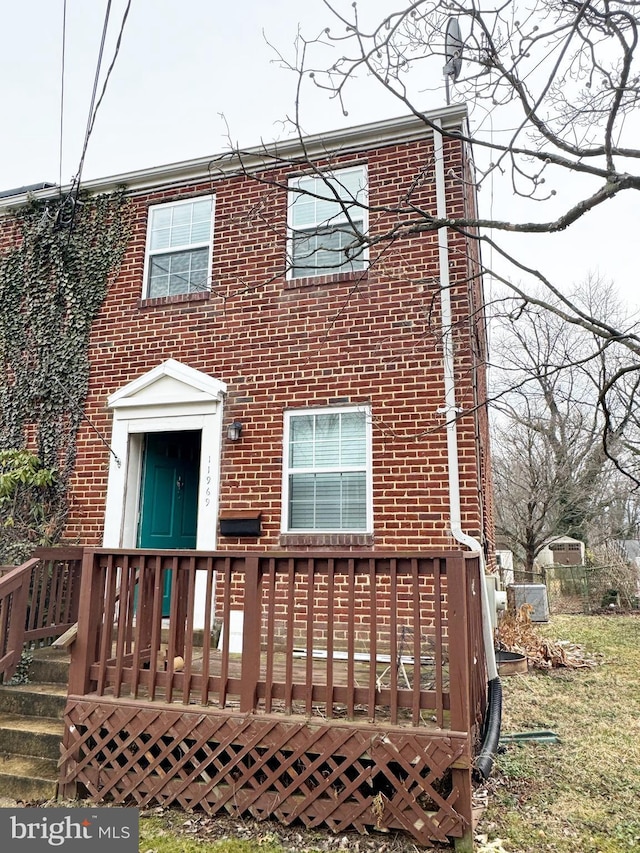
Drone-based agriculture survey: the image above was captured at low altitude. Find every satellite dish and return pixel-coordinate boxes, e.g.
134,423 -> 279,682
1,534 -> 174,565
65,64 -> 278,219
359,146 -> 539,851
443,17 -> 463,104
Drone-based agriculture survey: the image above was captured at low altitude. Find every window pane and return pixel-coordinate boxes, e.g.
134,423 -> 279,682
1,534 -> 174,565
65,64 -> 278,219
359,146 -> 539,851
314,413 -> 340,439
152,208 -> 172,229
192,198 -> 213,219
190,220 -> 211,243
290,232 -> 318,275
148,271 -> 169,298
289,415 -> 314,442
170,253 -> 190,275
314,474 -> 342,525
314,440 -> 340,467
171,205 -> 191,226
341,472 -> 367,528
341,412 -> 365,437
315,197 -> 341,223
338,169 -> 366,200
289,415 -> 314,467
290,443 -> 313,467
291,199 -> 316,228
169,224 -> 191,247
289,474 -> 315,528
150,227 -> 171,251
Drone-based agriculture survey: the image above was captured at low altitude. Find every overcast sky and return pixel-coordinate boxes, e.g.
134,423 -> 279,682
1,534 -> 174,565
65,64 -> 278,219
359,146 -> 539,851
1,0 -> 637,311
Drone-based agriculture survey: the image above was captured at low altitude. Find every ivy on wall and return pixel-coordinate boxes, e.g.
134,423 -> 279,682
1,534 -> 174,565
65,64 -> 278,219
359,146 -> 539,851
0,449 -> 56,563
0,190 -> 131,562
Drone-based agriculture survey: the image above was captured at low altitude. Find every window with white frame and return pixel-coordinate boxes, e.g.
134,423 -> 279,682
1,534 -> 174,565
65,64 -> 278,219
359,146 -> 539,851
283,407 -> 372,532
288,166 -> 367,279
144,196 -> 214,298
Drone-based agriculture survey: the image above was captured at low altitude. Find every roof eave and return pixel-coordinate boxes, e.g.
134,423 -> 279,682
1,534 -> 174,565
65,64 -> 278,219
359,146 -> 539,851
0,104 -> 468,210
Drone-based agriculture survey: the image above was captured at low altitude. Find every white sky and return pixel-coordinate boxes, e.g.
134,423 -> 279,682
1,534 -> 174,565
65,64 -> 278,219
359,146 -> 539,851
1,0 -> 638,312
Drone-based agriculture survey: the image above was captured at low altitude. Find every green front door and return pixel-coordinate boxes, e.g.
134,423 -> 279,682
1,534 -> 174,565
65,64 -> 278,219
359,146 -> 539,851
137,431 -> 201,615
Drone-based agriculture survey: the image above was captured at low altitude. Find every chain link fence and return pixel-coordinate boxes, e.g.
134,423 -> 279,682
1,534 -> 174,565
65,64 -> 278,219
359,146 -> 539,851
505,566 -> 637,616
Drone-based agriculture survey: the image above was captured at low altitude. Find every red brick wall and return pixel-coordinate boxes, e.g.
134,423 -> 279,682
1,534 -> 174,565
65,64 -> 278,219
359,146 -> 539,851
1,129 -> 492,555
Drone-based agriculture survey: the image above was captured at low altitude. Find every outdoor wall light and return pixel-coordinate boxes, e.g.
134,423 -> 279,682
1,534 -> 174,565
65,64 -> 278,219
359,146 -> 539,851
227,421 -> 243,441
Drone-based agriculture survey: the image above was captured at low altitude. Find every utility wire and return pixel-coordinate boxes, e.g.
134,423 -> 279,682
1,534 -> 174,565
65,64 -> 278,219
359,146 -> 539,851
74,0 -> 112,193
59,0 -> 112,232
63,0 -> 132,232
85,0 -> 132,147
52,377 -> 122,468
58,0 -> 67,190
67,0 -> 111,202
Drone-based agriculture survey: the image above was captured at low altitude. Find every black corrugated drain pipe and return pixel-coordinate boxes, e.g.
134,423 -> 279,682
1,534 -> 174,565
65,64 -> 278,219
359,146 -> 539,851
474,676 -> 503,781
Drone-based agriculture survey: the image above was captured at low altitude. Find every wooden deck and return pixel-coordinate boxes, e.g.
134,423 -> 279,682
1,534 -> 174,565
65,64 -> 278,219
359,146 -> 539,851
87,642 -> 453,729
24,548 -> 486,848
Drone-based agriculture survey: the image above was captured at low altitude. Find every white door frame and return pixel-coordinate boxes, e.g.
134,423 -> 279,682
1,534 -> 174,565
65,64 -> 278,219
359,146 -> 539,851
102,359 -> 227,626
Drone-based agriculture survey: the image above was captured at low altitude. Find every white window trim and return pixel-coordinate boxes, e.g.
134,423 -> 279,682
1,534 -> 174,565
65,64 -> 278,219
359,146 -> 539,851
281,405 -> 373,534
286,166 -> 368,280
142,194 -> 215,298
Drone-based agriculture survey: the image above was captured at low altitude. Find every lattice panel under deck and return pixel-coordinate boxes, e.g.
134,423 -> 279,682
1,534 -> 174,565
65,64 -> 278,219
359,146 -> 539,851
60,698 -> 472,846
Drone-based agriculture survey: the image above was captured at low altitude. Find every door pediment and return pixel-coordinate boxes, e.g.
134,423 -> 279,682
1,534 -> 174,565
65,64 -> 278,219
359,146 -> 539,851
108,359 -> 227,411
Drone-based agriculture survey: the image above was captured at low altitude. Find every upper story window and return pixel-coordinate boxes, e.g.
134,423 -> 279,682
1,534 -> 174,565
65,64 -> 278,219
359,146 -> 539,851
288,166 -> 367,280
282,406 -> 372,532
143,196 -> 214,298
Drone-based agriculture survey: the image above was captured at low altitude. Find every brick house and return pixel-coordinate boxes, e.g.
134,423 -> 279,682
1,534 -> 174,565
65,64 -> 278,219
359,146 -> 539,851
0,105 -> 496,846
2,104 -> 493,572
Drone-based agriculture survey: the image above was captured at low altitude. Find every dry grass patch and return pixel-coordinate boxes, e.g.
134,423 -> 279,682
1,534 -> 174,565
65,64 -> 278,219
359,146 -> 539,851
480,614 -> 640,853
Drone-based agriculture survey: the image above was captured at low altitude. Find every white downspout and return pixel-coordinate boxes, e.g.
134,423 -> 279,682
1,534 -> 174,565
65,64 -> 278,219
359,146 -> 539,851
433,119 -> 498,681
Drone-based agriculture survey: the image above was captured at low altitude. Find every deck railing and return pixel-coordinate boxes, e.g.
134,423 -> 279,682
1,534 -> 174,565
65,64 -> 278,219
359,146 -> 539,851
69,549 -> 487,737
0,547 -> 83,682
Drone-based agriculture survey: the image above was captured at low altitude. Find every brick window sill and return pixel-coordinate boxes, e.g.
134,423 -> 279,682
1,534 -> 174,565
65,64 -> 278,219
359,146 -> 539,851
284,271 -> 368,291
138,290 -> 210,309
280,533 -> 374,548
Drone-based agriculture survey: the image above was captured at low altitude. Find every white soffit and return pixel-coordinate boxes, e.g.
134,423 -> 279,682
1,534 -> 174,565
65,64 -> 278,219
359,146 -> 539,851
108,359 -> 227,409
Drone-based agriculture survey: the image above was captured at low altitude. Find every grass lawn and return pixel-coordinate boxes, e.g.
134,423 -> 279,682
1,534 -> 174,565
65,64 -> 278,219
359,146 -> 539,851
479,614 -> 640,853
137,614 -> 640,852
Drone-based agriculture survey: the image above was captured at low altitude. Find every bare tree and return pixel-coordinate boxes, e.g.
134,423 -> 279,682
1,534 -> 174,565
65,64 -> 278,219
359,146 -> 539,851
244,0 -> 640,479
491,278 -> 640,573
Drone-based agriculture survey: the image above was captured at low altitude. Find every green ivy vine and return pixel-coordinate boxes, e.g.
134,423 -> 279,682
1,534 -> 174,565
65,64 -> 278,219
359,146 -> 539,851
0,190 -> 131,562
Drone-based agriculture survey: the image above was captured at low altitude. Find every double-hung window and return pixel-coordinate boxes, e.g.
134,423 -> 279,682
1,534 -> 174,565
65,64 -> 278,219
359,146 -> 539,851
283,407 -> 372,532
288,166 -> 367,279
144,196 -> 214,298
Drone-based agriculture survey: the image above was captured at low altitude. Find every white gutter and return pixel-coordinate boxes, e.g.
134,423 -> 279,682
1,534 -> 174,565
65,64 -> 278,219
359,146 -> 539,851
433,120 -> 498,682
0,105 -> 469,213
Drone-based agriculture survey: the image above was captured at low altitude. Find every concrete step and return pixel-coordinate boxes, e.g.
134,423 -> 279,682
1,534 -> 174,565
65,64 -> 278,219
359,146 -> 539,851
0,713 -> 64,760
29,647 -> 70,685
0,753 -> 58,802
0,647 -> 70,802
0,684 -> 67,719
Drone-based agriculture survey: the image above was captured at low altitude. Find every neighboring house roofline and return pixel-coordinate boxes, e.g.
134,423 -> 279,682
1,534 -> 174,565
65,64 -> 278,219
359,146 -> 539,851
0,104 -> 468,211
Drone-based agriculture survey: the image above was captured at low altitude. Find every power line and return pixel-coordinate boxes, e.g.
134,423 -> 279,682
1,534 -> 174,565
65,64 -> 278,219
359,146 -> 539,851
70,0 -> 112,203
58,0 -> 67,189
63,0 -> 132,232
85,0 -> 132,148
